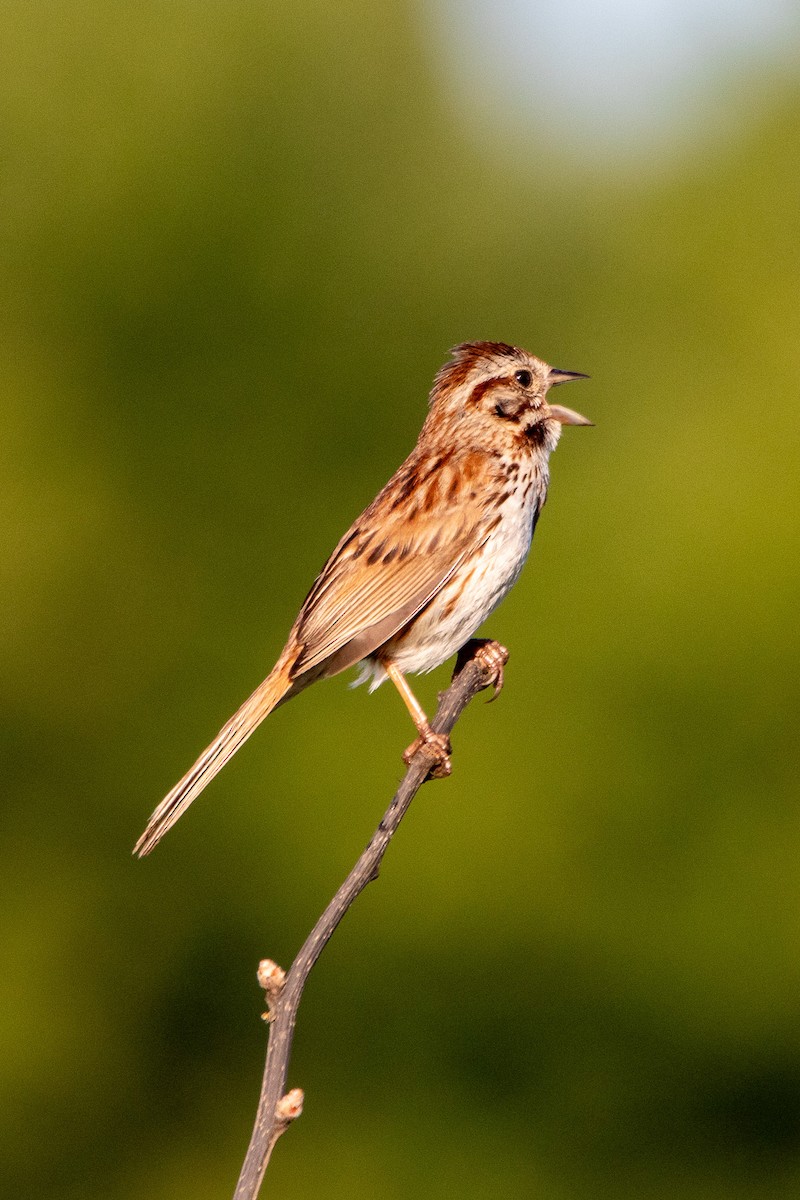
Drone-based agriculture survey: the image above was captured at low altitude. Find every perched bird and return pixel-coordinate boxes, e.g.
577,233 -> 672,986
135,342 -> 590,855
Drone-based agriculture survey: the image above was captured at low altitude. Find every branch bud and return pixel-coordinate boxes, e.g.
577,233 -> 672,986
275,1088 -> 304,1124
258,959 -> 286,1021
258,958 -> 286,996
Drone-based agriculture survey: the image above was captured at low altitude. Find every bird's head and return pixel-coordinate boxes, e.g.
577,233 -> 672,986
427,341 -> 591,452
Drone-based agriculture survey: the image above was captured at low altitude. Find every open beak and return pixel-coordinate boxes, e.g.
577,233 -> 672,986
547,367 -> 592,425
548,403 -> 593,426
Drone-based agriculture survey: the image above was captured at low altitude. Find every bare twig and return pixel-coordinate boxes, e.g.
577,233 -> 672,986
233,638 -> 509,1200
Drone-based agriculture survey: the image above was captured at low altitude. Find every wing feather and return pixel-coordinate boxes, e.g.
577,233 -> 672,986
290,450 -> 496,678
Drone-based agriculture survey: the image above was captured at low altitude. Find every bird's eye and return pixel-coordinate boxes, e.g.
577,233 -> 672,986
514,369 -> 532,388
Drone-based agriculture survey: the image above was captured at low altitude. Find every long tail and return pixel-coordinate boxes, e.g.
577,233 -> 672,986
134,659 -> 296,857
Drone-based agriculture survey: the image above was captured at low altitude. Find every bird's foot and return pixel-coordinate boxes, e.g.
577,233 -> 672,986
455,638 -> 509,701
402,726 -> 452,780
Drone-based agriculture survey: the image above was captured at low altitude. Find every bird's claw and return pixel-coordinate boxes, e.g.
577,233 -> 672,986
456,638 -> 509,701
402,728 -> 452,779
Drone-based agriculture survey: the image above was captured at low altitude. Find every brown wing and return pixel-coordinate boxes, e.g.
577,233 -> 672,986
290,449 -> 495,679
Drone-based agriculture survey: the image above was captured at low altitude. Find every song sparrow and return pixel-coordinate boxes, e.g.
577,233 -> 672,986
135,341 -> 590,855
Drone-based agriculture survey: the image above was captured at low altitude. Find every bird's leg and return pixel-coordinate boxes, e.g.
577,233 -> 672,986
383,661 -> 452,779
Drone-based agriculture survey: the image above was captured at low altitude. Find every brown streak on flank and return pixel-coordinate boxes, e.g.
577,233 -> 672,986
398,543 -> 412,561
447,473 -> 462,503
456,564 -> 476,593
382,545 -> 398,564
366,541 -> 387,566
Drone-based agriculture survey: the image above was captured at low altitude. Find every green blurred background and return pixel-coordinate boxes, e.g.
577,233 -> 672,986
2,3 -> 799,1197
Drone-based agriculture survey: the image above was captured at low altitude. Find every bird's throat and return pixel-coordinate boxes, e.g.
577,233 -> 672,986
523,418 -> 561,453
524,421 -> 549,448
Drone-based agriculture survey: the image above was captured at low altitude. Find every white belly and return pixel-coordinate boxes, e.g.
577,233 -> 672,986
360,463 -> 544,688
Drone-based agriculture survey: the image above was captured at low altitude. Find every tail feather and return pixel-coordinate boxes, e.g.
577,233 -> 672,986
134,663 -> 295,856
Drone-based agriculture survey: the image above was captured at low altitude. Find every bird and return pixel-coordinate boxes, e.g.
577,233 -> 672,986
135,341 -> 590,856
